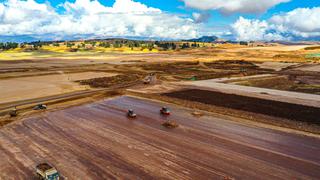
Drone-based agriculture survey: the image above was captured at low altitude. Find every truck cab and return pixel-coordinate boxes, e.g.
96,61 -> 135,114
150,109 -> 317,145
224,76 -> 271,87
36,163 -> 60,180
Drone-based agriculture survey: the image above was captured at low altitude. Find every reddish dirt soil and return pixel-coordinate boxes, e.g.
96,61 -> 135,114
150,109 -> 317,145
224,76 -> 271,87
164,89 -> 320,124
0,96 -> 320,179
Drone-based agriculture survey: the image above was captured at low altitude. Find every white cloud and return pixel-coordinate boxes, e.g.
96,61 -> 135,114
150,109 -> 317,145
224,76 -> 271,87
232,7 -> 320,41
0,0 -> 200,40
270,7 -> 320,35
192,12 -> 211,23
231,17 -> 286,41
182,0 -> 290,14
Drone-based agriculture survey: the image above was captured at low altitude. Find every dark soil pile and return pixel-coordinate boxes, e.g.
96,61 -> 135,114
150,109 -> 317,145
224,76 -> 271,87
79,74 -> 140,88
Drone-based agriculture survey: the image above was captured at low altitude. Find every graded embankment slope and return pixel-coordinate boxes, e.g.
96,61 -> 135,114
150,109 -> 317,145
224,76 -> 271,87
0,96 -> 319,179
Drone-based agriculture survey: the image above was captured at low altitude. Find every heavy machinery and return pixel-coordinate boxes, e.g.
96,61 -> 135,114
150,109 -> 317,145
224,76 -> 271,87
143,73 -> 157,84
9,107 -> 18,117
36,163 -> 60,180
127,109 -> 137,118
160,107 -> 171,115
33,104 -> 47,110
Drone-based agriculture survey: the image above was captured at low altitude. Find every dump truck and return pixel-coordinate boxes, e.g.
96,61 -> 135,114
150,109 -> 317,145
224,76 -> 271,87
127,109 -> 137,118
160,107 -> 171,115
36,163 -> 60,180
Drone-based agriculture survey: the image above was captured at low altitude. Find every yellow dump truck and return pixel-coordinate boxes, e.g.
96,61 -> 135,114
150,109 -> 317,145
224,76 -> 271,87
36,163 -> 60,180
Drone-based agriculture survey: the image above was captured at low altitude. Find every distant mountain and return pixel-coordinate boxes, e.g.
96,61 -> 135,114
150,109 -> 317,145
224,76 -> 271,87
185,36 -> 219,42
0,35 -> 38,43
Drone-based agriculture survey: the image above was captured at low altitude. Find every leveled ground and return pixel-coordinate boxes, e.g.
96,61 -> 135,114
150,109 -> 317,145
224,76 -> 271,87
0,45 -> 319,179
0,96 -> 320,179
0,72 -> 117,103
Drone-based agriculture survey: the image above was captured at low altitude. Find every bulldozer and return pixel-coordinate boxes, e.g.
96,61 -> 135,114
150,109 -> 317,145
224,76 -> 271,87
35,163 -> 60,180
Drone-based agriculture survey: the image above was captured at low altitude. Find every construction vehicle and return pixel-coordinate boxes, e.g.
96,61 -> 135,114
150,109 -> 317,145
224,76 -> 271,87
160,107 -> 171,115
9,107 -> 18,117
143,73 -> 157,84
33,104 -> 47,110
36,163 -> 60,180
127,109 -> 137,118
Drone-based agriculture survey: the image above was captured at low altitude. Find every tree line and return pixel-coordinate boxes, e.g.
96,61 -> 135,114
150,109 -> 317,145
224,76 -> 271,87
0,42 -> 19,50
0,40 -> 207,51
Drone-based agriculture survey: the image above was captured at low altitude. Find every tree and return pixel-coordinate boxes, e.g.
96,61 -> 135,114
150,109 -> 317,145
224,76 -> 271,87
181,43 -> 190,49
66,42 -> 74,48
147,43 -> 154,51
0,42 -> 19,50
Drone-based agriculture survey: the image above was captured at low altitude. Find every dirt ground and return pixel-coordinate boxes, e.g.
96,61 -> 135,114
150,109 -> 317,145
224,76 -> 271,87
164,89 -> 320,124
0,96 -> 320,179
239,45 -> 314,51
0,72 -> 117,104
0,45 -> 319,179
234,75 -> 320,95
296,64 -> 320,72
255,62 -> 298,71
178,79 -> 320,107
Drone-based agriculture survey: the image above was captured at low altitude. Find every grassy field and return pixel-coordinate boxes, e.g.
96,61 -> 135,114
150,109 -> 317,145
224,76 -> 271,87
0,43 -> 319,62
0,45 -> 160,60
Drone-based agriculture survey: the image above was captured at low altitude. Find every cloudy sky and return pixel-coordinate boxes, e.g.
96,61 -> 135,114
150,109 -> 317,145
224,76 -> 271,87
0,0 -> 320,42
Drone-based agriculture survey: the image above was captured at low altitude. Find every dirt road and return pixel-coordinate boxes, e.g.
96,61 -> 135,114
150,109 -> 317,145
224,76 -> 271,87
0,96 -> 319,179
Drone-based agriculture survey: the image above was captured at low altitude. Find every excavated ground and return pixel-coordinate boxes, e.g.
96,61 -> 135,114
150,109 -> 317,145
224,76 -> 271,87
163,89 -> 320,124
0,96 -> 320,179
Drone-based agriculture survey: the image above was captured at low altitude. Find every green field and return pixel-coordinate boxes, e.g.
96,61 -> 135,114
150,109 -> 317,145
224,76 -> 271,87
306,53 -> 320,58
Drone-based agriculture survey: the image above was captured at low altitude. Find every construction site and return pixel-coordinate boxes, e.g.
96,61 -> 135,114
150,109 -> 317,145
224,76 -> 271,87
0,44 -> 320,179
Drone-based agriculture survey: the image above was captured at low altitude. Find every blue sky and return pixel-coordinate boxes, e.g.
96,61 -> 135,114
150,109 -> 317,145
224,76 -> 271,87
0,0 -> 320,42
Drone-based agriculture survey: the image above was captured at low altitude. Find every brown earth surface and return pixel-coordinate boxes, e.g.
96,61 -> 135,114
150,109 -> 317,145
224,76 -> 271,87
0,96 -> 320,179
164,89 -> 320,124
0,72 -> 117,104
235,75 -> 320,95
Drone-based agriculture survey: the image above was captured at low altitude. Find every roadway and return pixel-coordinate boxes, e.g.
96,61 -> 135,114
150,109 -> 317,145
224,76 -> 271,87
0,96 -> 319,179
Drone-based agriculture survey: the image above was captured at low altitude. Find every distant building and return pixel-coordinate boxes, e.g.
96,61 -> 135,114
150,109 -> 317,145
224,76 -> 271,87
24,44 -> 34,49
85,44 -> 93,49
